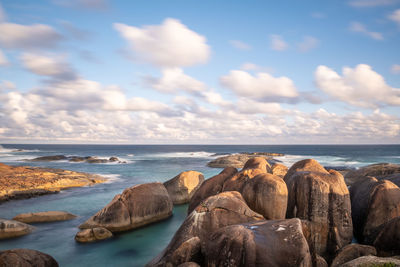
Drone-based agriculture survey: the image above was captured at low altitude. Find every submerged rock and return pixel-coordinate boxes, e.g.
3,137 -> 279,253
80,182 -> 173,232
0,249 -> 58,267
147,191 -> 264,266
285,159 -> 353,261
188,167 -> 237,214
203,218 -> 312,267
29,155 -> 68,161
163,171 -> 204,205
75,227 -> 113,243
0,219 -> 34,239
13,211 -> 77,223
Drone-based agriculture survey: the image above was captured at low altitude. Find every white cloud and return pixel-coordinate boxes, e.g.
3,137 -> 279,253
220,70 -> 298,102
0,49 -> 8,65
0,2 -> 7,22
0,23 -> 62,49
270,34 -> 288,51
349,0 -> 399,7
229,40 -> 251,50
315,64 -> 400,108
391,64 -> 400,74
114,18 -> 210,68
146,68 -> 206,94
20,53 -> 77,80
241,62 -> 259,71
388,9 -> 400,26
349,22 -> 383,40
297,36 -> 319,52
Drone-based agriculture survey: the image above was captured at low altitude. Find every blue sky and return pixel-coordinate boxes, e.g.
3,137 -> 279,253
0,0 -> 399,144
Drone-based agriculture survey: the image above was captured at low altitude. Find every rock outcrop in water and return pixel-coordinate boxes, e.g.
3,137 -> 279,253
207,152 -> 283,168
0,218 -> 34,239
0,249 -> 59,267
28,155 -> 126,164
284,159 -> 353,261
203,218 -> 313,267
13,211 -> 77,223
163,171 -> 204,204
0,163 -> 106,203
147,191 -> 264,266
75,227 -> 113,243
80,182 -> 173,232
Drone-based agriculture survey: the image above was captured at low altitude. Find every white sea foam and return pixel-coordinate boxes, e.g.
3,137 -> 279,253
275,154 -> 365,168
146,151 -> 216,159
96,173 -> 122,184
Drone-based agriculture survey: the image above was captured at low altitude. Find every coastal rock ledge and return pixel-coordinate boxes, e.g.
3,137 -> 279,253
207,152 -> 283,168
13,211 -> 77,224
0,163 -> 106,203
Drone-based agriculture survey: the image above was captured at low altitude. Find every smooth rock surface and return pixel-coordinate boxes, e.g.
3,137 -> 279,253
188,167 -> 237,214
285,159 -> 353,261
373,217 -> 400,256
75,227 -> 113,243
13,211 -> 76,223
147,191 -> 264,266
345,163 -> 400,186
80,182 -> 173,232
331,244 -> 377,267
164,171 -> 204,205
270,163 -> 288,177
0,249 -> 58,267
342,255 -> 400,267
203,218 -> 312,267
0,219 -> 34,239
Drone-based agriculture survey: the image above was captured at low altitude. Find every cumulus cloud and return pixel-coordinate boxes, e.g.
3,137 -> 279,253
315,64 -> 400,108
114,18 -> 210,68
388,9 -> 400,26
0,23 -> 62,49
0,49 -> 8,65
229,40 -> 252,50
349,0 -> 399,7
391,64 -> 400,74
220,70 -> 298,102
297,36 -> 319,52
145,68 -> 206,94
270,35 -> 288,51
349,22 -> 383,40
20,53 -> 77,80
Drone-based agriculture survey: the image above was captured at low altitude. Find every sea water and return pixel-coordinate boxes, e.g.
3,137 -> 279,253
0,144 -> 399,266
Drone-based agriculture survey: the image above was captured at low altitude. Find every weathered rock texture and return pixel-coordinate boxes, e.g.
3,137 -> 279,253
341,255 -> 400,267
203,218 -> 312,267
80,182 -> 173,232
331,244 -> 377,267
0,163 -> 106,203
0,249 -> 58,267
270,162 -> 288,177
188,167 -> 237,214
285,159 -> 353,261
75,227 -> 113,243
0,219 -> 34,239
163,171 -> 204,204
373,217 -> 400,256
207,152 -> 282,168
345,163 -> 400,186
147,191 -> 264,266
350,176 -> 400,244
13,211 -> 76,223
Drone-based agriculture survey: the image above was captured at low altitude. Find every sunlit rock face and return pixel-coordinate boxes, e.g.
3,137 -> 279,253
164,170 -> 204,205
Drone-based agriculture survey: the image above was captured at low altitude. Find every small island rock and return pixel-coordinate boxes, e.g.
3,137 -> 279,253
75,227 -> 113,243
0,219 -> 34,239
13,211 -> 76,223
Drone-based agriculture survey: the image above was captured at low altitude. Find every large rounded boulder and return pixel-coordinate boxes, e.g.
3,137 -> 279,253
341,255 -> 400,267
350,177 -> 400,244
203,218 -> 312,267
188,167 -> 237,214
164,171 -> 204,205
241,173 -> 288,219
0,219 -> 34,239
345,163 -> 400,186
330,244 -> 377,267
373,217 -> 400,256
147,191 -> 264,266
0,249 -> 58,267
79,182 -> 173,232
270,162 -> 288,177
285,159 -> 353,261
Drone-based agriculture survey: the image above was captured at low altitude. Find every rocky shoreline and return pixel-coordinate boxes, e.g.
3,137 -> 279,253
2,158 -> 400,266
0,163 -> 106,203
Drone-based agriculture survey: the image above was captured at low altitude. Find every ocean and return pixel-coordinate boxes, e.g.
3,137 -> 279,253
0,144 -> 399,266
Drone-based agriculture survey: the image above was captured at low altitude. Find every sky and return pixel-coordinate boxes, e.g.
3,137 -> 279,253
0,0 -> 400,144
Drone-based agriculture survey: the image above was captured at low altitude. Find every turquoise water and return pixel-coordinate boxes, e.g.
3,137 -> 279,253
0,144 -> 399,266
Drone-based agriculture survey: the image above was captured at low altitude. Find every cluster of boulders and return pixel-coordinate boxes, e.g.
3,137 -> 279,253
2,159 -> 400,267
28,155 -> 126,164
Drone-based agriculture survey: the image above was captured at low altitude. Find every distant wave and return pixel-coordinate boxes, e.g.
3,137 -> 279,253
96,173 -> 122,183
145,151 -> 216,159
275,154 -> 366,168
